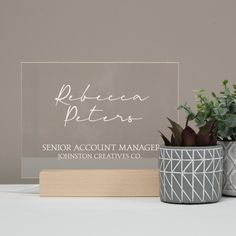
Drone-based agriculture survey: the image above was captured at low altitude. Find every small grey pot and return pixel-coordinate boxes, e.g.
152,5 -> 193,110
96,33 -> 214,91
159,145 -> 223,204
220,141 -> 236,196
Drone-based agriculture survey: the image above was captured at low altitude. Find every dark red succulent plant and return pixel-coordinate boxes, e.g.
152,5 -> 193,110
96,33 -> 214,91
159,117 -> 217,146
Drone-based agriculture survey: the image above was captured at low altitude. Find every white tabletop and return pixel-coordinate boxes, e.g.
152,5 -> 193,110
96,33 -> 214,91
0,185 -> 235,236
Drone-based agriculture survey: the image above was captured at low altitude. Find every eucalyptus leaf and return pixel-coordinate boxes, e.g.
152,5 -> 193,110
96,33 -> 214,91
224,114 -> 236,127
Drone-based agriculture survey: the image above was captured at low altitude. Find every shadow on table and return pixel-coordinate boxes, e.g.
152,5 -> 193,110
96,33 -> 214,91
0,185 -> 39,195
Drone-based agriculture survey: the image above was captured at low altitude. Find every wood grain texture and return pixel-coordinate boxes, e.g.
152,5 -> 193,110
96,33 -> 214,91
40,169 -> 160,197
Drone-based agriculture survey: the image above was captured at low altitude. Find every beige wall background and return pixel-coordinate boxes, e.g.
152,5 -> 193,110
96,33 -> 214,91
0,0 -> 236,183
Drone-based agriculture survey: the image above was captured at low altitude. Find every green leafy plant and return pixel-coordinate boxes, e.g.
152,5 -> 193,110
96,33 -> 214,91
159,118 -> 217,146
179,80 -> 236,141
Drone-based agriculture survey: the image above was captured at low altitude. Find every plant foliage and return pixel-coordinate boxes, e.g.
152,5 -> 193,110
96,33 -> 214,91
159,118 -> 217,146
179,80 -> 236,141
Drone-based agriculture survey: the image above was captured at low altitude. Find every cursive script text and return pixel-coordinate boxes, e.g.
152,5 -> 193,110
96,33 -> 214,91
55,84 -> 149,127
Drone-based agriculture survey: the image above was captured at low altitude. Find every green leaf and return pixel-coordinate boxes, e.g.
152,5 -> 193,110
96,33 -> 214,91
193,89 -> 205,93
229,104 -> 236,113
218,127 -> 232,138
178,104 -> 196,120
196,120 -> 207,128
224,114 -> 236,127
223,80 -> 228,86
218,107 -> 228,116
211,92 -> 217,98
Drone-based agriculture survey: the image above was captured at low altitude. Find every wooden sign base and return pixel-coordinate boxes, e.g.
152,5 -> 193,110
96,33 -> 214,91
40,169 -> 160,197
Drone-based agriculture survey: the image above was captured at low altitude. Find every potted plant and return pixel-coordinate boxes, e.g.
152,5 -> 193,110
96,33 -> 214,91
159,117 -> 223,204
181,80 -> 236,196
214,81 -> 236,196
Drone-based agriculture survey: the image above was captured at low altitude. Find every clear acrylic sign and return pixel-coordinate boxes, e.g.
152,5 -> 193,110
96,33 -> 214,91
21,62 -> 179,178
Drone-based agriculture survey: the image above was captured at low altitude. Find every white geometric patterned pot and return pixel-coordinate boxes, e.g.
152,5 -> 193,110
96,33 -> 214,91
220,141 -> 236,196
159,145 -> 223,204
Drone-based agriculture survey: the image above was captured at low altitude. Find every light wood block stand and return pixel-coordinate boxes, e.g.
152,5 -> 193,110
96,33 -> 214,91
40,169 -> 160,197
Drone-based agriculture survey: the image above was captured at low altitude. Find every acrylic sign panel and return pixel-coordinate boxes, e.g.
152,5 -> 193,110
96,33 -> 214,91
21,62 -> 178,178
